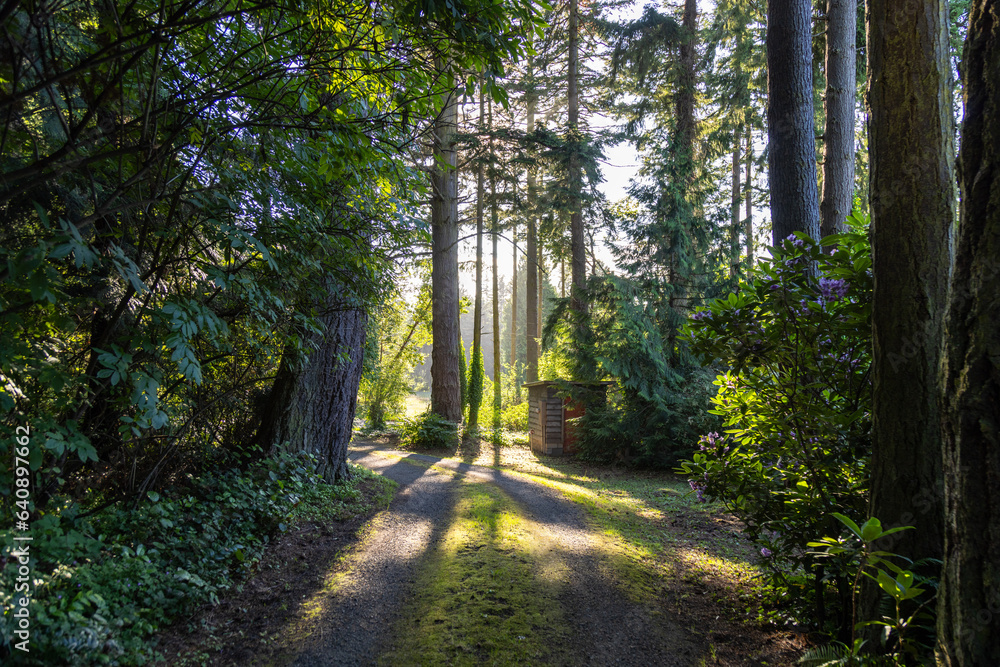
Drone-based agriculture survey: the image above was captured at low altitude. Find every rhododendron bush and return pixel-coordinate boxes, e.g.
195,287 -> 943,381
679,216 -> 873,628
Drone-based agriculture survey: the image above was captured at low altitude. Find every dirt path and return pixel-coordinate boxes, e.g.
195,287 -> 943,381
281,443 -> 703,665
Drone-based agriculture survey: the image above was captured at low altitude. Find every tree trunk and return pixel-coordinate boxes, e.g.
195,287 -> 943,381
568,0 -> 586,315
256,301 -> 367,483
866,0 -> 954,618
469,81 -> 485,430
731,127 -> 741,277
431,81 -> 462,423
746,127 -> 753,267
677,0 -> 698,181
820,0 -> 856,238
491,99 -> 501,424
937,1 -> 1000,662
766,0 -> 820,243
511,219 -> 519,403
526,83 -> 539,383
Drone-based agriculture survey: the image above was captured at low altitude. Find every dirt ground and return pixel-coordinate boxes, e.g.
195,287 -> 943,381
153,437 -> 810,665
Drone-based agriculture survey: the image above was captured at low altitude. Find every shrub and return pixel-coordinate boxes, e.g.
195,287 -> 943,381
399,411 -> 459,451
500,401 -> 529,431
679,218 -> 873,633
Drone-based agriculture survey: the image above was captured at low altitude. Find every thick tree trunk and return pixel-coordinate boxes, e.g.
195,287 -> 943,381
937,2 -> 1000,662
866,0 -> 954,618
431,82 -> 462,422
766,0 -> 820,243
568,0 -> 586,315
820,0 -> 856,237
256,302 -> 367,483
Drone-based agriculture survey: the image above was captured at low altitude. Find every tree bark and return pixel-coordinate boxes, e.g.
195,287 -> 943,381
937,1 -> 1000,662
511,219 -> 519,402
526,85 -> 539,384
568,0 -> 586,316
256,301 -> 367,483
731,127 -> 741,277
470,81 -> 485,430
820,0 -> 856,238
491,98 -> 501,424
431,80 -> 462,423
766,0 -> 820,243
866,0 -> 954,616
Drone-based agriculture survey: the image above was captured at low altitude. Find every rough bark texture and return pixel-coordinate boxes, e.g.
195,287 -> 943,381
766,0 -> 820,243
937,2 -> 1000,662
820,0 -> 856,238
568,0 -> 586,316
526,88 -> 539,384
431,84 -> 462,422
257,303 -> 367,483
866,0 -> 953,605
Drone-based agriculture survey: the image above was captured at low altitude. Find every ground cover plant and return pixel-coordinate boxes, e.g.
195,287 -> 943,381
0,455 -> 394,665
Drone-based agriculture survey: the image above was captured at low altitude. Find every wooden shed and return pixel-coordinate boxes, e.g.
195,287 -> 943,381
524,381 -> 613,456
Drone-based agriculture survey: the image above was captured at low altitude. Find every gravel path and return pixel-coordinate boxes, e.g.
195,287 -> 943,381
289,443 -> 702,666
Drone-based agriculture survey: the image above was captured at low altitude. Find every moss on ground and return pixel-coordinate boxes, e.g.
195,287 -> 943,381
379,481 -> 573,666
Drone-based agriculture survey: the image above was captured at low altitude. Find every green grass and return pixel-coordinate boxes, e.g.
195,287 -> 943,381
379,482 -> 573,666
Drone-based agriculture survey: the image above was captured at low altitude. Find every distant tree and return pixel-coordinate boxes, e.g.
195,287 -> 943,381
819,0 -> 856,237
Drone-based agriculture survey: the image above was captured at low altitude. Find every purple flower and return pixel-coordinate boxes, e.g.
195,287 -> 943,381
692,310 -> 708,321
819,277 -> 849,303
793,238 -> 805,248
760,547 -> 773,557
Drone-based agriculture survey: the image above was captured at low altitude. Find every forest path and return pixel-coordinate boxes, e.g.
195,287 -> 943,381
285,441 -> 702,665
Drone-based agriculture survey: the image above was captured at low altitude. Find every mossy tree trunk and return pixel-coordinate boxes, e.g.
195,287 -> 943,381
256,301 -> 367,483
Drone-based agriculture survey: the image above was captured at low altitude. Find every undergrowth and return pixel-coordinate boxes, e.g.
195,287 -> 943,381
0,455 -> 393,665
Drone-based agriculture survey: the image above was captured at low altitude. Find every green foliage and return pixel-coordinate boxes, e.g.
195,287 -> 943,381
459,338 -> 469,413
0,454 -> 389,664
500,401 -> 529,431
678,217 -> 873,633
807,515 -> 939,662
399,411 -> 460,451
542,278 -> 723,468
359,286 -> 430,428
467,346 -> 485,426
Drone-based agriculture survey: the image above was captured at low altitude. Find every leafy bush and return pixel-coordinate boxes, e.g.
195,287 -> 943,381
679,218 -> 873,633
573,368 -> 722,467
399,411 -> 459,450
500,401 -> 529,431
0,454 -> 383,665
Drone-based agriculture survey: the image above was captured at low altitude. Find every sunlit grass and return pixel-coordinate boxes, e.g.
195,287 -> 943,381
380,482 -> 571,666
